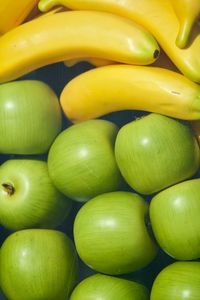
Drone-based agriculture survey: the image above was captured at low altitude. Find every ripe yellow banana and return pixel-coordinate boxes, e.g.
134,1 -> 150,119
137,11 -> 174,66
169,0 -> 200,48
0,10 -> 160,83
63,50 -> 178,70
60,64 -> 200,123
0,0 -> 39,35
39,0 -> 200,83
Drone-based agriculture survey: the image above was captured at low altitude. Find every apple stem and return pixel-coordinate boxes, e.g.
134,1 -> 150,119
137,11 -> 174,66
2,183 -> 15,196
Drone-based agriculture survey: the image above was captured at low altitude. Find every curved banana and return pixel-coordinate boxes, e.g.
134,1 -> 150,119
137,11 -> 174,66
60,64 -> 200,123
0,0 -> 39,35
0,10 -> 160,84
169,0 -> 200,48
39,0 -> 200,83
63,50 -> 179,70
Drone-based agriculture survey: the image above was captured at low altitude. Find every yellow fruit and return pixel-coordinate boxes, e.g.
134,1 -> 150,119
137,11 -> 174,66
60,64 -> 200,123
38,0 -> 200,83
0,10 -> 160,83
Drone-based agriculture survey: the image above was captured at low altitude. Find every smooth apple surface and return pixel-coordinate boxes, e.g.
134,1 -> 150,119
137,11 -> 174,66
150,178 -> 200,260
150,261 -> 200,300
70,273 -> 149,300
0,229 -> 79,300
115,113 -> 200,195
0,80 -> 62,154
73,191 -> 158,275
0,159 -> 72,231
48,119 -> 123,202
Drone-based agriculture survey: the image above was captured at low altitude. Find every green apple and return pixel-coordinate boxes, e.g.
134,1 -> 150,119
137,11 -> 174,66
0,80 -> 62,154
48,119 -> 123,202
70,273 -> 149,300
0,158 -> 72,231
73,191 -> 158,275
0,229 -> 79,300
150,178 -> 200,260
115,113 -> 200,195
150,261 -> 200,300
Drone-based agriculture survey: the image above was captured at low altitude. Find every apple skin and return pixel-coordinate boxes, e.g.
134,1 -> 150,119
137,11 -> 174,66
48,119 -> 123,202
0,80 -> 62,154
115,113 -> 200,195
150,261 -> 200,300
0,229 -> 79,300
150,178 -> 200,260
70,273 -> 149,300
0,158 -> 72,231
73,191 -> 158,275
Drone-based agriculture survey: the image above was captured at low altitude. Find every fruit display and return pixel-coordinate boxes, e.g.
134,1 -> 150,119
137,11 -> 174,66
1,1 -> 200,300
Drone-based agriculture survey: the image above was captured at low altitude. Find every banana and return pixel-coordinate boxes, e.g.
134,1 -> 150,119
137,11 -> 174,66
0,0 -> 39,35
169,0 -> 200,48
60,64 -> 200,123
63,50 -> 178,70
39,0 -> 200,83
0,10 -> 160,84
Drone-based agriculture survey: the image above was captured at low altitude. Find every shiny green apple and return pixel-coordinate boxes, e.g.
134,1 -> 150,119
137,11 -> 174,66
0,229 -> 79,300
0,158 -> 72,231
48,119 -> 123,202
150,261 -> 200,300
73,191 -> 158,275
70,273 -> 149,300
0,80 -> 62,154
115,113 -> 200,194
150,178 -> 200,260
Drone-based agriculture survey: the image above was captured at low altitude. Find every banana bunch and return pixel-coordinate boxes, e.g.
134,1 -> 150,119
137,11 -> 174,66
0,0 -> 200,128
39,0 -> 200,83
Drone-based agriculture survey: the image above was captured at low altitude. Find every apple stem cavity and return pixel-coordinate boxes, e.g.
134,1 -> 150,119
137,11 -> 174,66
2,183 -> 15,196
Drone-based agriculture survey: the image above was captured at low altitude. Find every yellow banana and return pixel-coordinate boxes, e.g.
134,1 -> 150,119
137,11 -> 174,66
63,50 -> 178,70
0,10 -> 160,84
169,0 -> 200,48
39,0 -> 200,83
0,0 -> 39,35
60,64 -> 200,123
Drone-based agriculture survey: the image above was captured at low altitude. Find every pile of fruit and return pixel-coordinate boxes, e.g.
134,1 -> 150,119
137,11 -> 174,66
1,1 -> 200,299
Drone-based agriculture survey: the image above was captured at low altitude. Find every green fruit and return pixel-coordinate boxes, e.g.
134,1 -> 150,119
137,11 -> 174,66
0,159 -> 72,231
74,191 -> 158,275
48,119 -> 123,202
150,261 -> 200,300
0,229 -> 78,300
0,80 -> 62,154
150,178 -> 200,260
70,273 -> 149,300
115,113 -> 200,194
